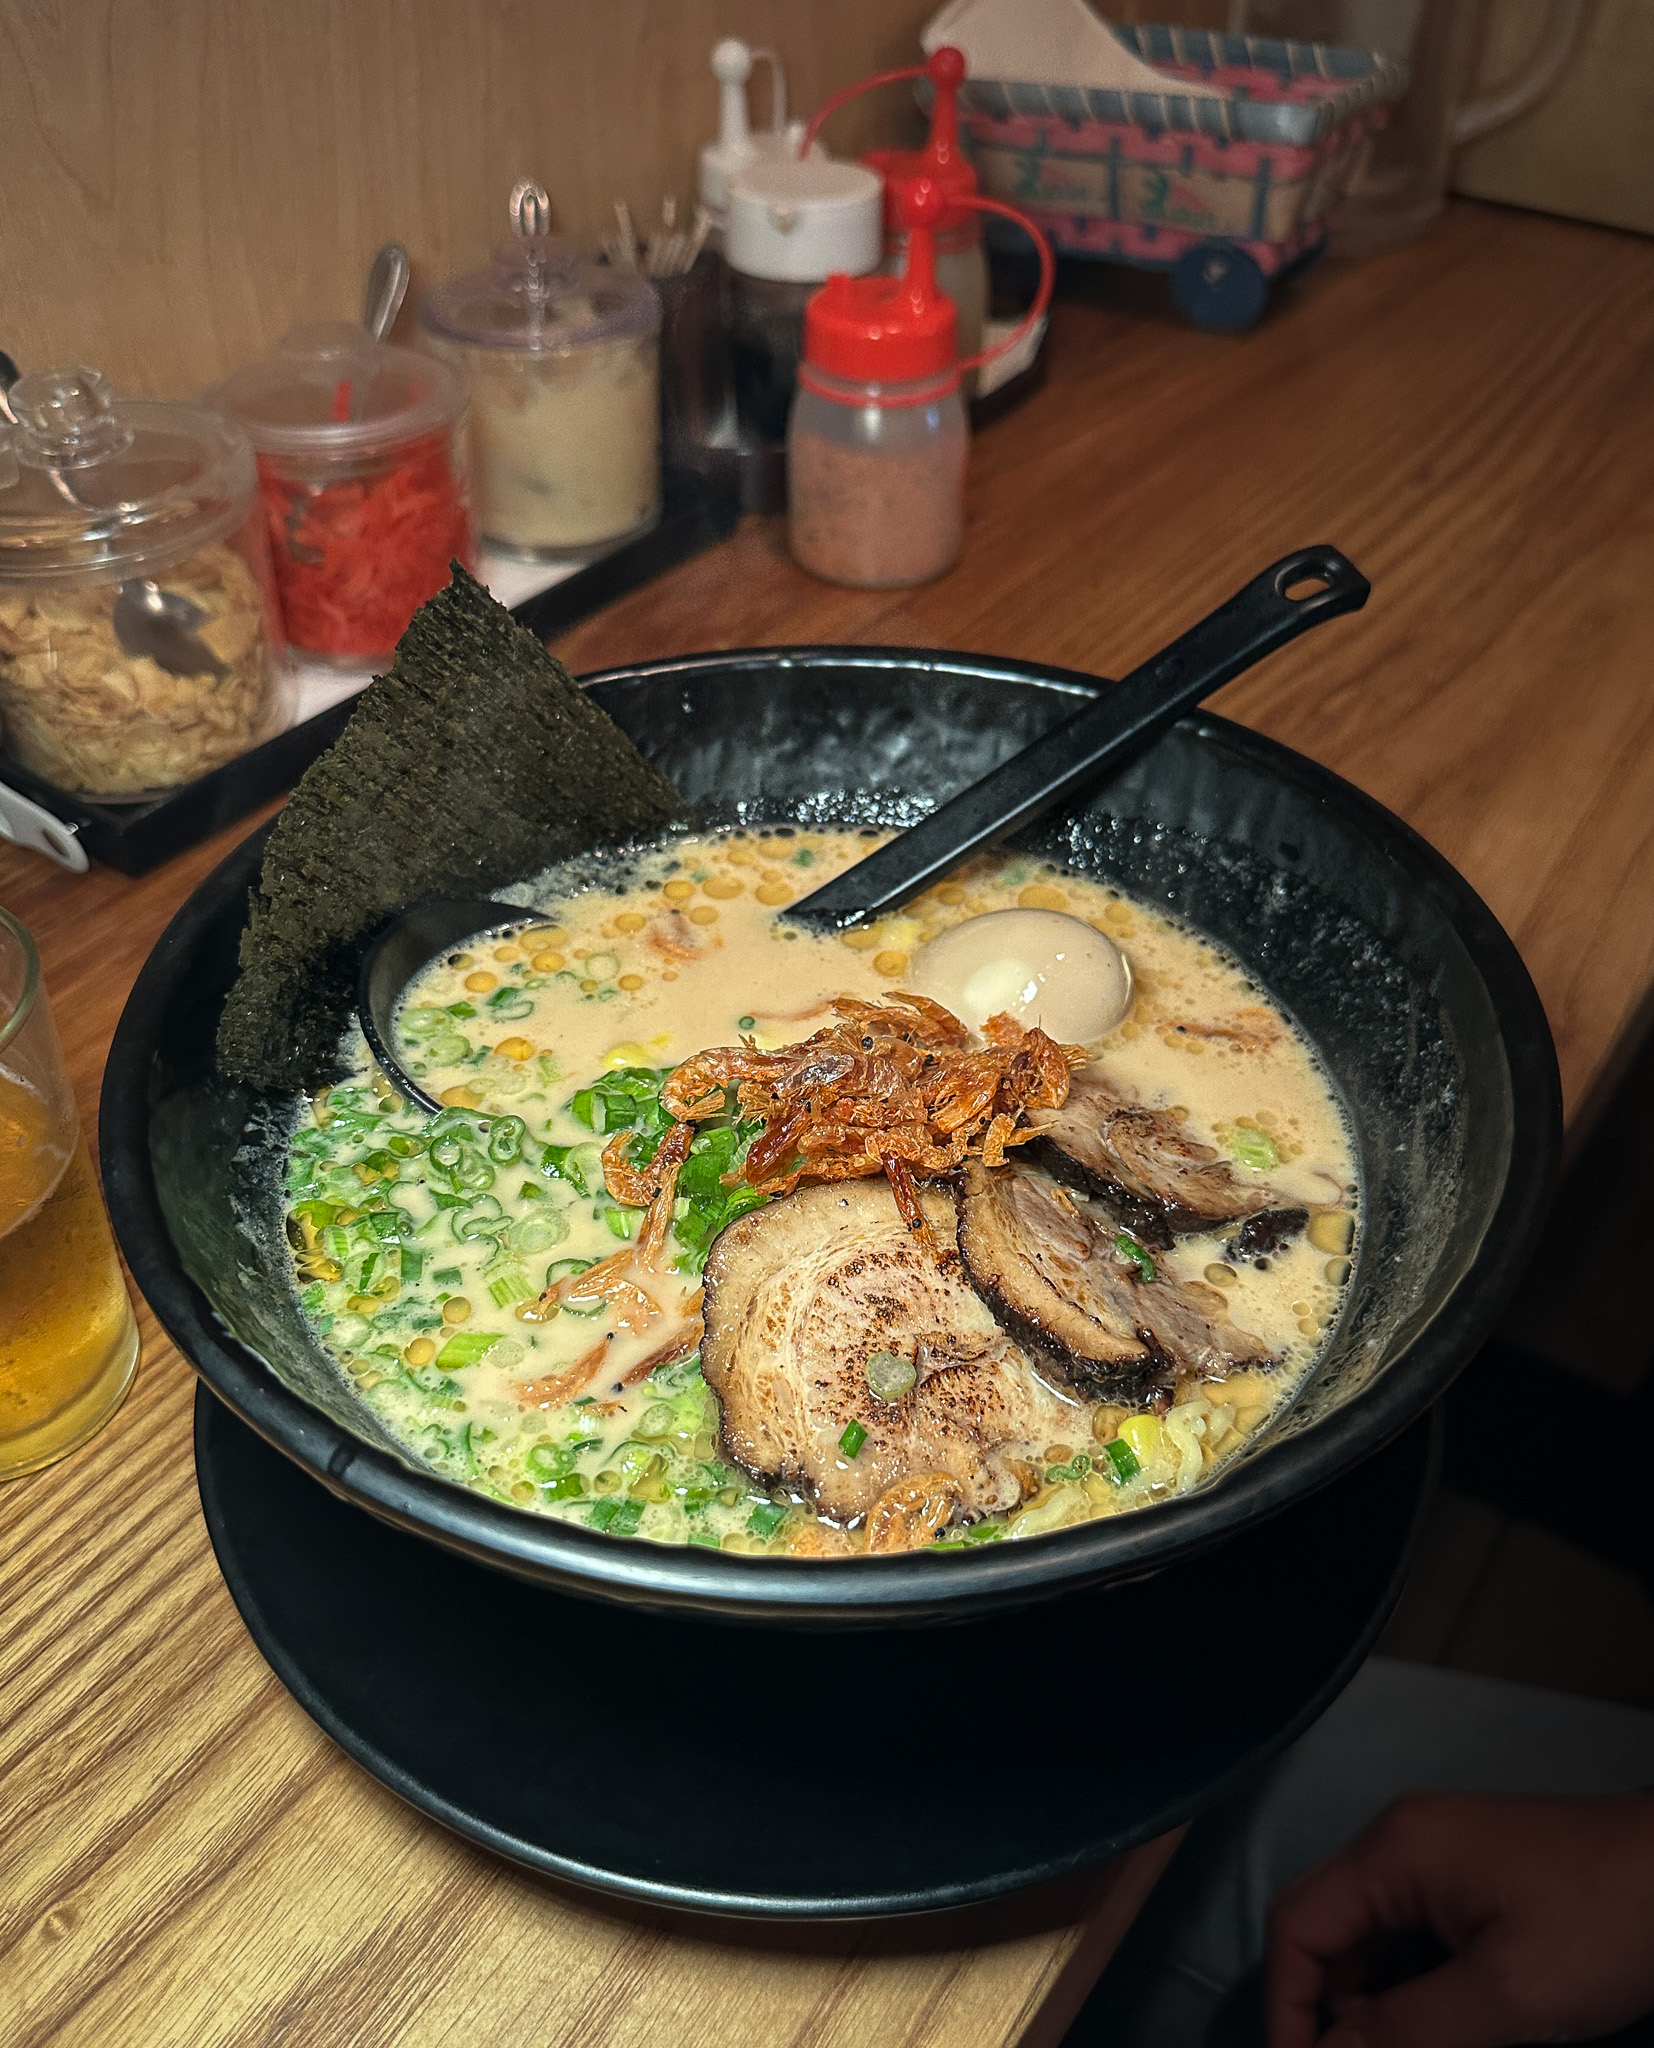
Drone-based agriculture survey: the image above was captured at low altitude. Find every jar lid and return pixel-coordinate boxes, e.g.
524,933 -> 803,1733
725,157 -> 883,284
421,234 -> 660,354
0,366 -> 257,585
865,48 -> 979,237
205,324 -> 466,459
802,179 -> 957,384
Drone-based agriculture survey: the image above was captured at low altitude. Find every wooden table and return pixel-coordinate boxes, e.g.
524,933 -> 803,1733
5,199 -> 1654,2046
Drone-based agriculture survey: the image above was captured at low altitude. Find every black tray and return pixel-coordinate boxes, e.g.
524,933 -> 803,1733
195,1386 -> 1437,1919
3,466 -> 740,876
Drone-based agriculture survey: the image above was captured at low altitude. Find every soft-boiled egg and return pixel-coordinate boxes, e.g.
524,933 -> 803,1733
911,908 -> 1132,1041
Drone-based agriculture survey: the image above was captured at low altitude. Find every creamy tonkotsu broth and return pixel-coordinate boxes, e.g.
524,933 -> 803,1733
283,829 -> 1357,1554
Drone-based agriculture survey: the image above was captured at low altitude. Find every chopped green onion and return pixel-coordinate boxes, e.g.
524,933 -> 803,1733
399,1247 -> 424,1286
1226,1125 -> 1281,1173
747,1501 -> 788,1538
435,1331 -> 499,1369
451,1194 -> 505,1242
865,1349 -> 916,1402
588,1497 -> 643,1536
1114,1232 -> 1156,1282
486,1264 -> 534,1309
737,1015 -> 755,1031
541,1473 -> 584,1500
487,1116 -> 526,1164
432,1265 -> 462,1288
604,1206 -> 638,1240
1103,1437 -> 1141,1482
839,1420 -> 868,1458
510,1214 -> 566,1255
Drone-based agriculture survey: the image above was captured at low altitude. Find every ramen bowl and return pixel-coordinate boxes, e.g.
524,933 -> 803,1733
101,647 -> 1560,1625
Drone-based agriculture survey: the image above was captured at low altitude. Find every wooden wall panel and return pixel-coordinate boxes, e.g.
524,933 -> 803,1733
1454,0 -> 1654,238
0,0 -> 935,399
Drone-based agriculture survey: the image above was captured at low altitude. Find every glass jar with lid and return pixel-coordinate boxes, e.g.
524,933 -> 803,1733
207,324 -> 472,666
421,181 -> 662,559
0,367 -> 285,800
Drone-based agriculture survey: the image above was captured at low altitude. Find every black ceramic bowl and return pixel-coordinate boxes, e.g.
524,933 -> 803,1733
102,648 -> 1561,1627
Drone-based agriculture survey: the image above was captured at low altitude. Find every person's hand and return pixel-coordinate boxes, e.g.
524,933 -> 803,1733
1267,1788 -> 1654,2047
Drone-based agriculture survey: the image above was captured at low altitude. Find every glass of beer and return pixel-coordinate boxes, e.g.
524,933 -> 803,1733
1,907 -> 139,1479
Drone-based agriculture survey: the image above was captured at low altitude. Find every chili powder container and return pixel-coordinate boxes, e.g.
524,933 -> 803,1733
787,180 -> 967,590
208,325 -> 473,667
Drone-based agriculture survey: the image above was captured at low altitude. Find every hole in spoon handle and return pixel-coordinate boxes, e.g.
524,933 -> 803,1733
1269,545 -> 1369,618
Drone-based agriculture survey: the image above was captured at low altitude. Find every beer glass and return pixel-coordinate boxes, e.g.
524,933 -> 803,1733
0,907 -> 138,1478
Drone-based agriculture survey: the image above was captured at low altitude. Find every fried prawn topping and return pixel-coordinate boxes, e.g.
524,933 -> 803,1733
649,995 -> 1086,1251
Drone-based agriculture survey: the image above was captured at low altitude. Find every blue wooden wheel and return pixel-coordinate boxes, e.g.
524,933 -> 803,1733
1171,242 -> 1268,332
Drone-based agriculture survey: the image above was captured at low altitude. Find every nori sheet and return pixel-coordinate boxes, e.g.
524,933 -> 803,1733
216,565 -> 686,1092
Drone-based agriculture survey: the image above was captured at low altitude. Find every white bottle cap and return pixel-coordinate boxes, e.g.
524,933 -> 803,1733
725,157 -> 883,283
700,40 -> 810,222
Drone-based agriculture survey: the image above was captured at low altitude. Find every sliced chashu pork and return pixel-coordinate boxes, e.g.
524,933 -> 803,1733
1026,1062 -> 1307,1253
955,1159 -> 1273,1407
701,1178 -> 1083,1521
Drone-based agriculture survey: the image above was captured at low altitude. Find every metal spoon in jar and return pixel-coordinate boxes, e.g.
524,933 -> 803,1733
363,243 -> 411,343
2,351 -> 231,679
112,579 -> 230,680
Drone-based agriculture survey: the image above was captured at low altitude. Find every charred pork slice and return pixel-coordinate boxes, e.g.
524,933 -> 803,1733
701,1179 -> 1083,1521
955,1160 -> 1273,1406
1026,1063 -> 1307,1251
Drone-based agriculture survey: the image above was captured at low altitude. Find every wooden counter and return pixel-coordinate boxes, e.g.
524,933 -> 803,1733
4,198 -> 1653,2045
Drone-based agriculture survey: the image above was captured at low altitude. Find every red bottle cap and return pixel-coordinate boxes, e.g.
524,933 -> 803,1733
802,179 -> 958,387
864,47 -> 977,238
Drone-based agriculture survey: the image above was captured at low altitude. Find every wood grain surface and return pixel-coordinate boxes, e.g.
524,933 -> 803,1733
0,0 -> 936,399
4,198 -> 1653,2045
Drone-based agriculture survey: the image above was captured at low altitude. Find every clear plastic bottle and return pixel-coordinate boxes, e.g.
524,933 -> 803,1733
724,156 -> 883,449
787,182 -> 967,590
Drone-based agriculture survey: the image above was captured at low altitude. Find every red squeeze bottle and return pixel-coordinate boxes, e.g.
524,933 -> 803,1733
801,47 -> 988,371
787,178 -> 967,590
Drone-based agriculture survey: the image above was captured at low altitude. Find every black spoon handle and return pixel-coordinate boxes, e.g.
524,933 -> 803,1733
785,544 -> 1370,931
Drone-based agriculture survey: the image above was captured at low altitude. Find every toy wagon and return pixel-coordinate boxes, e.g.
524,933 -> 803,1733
922,0 -> 1406,330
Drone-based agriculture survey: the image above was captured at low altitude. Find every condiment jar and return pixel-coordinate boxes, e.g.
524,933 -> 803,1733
787,181 -> 967,590
724,155 -> 883,446
787,181 -> 1054,590
867,49 -> 990,385
799,47 -> 989,385
0,366 -> 285,799
699,38 -> 810,247
207,325 -> 472,667
421,181 -> 662,560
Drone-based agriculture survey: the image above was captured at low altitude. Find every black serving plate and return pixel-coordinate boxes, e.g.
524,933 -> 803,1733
196,1385 -> 1437,1917
106,649 -> 1560,1627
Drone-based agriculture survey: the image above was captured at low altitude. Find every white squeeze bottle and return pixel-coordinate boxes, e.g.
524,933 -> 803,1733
699,39 -> 810,247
